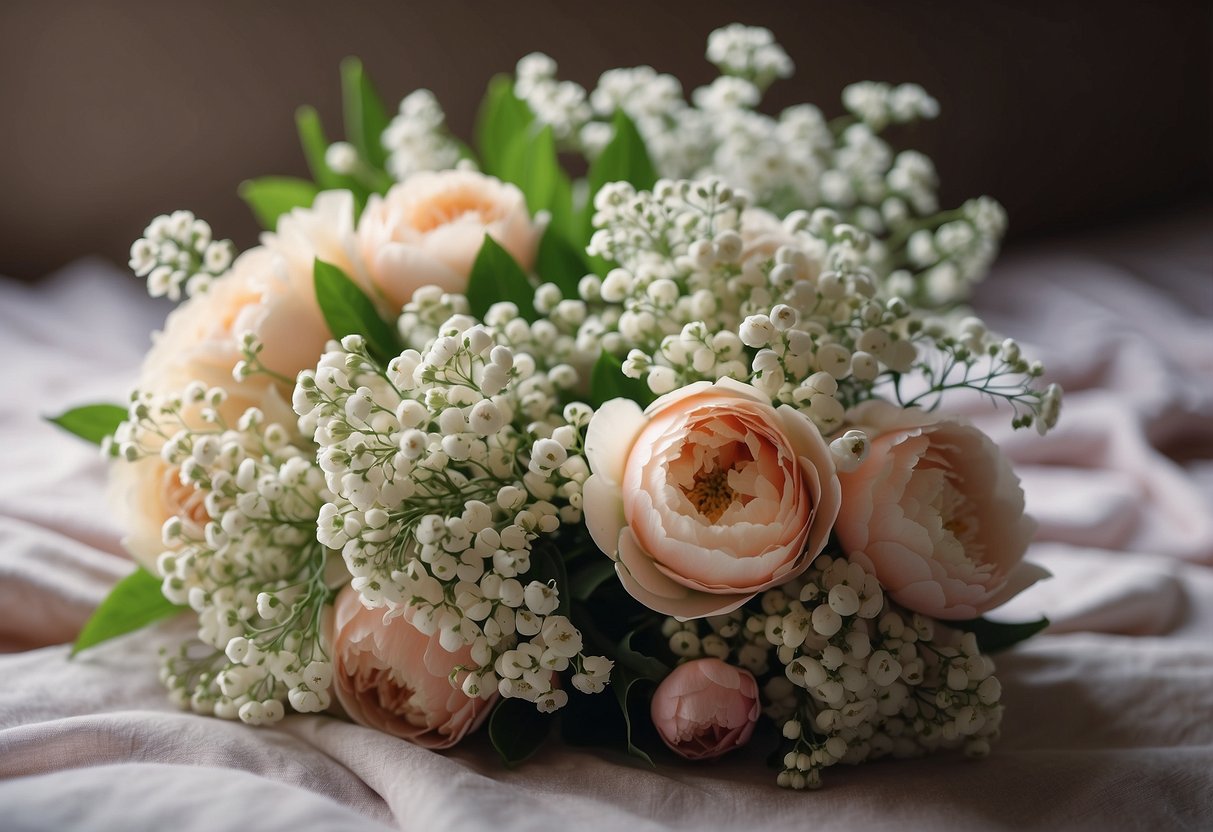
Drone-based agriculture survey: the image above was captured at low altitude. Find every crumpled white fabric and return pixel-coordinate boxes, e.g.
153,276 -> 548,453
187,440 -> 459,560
2,206 -> 1212,830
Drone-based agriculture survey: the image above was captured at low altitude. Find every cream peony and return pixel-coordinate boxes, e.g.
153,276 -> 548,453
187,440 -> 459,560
109,456 -> 211,572
111,245 -> 333,571
262,189 -> 368,307
357,169 -> 542,311
330,587 -> 495,749
835,400 -> 1047,620
650,659 -> 760,760
583,378 -> 841,619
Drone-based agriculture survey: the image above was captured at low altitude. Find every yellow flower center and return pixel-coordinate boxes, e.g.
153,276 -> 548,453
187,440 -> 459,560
683,466 -> 738,523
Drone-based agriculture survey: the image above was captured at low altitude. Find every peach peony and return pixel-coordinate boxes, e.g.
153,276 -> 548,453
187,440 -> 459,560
357,169 -> 541,311
835,400 -> 1047,620
650,659 -> 760,760
330,587 -> 495,749
583,377 -> 841,619
111,244 -> 333,571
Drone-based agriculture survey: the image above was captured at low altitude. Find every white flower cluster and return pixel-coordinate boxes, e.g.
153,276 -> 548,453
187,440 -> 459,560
514,53 -> 592,145
841,81 -> 940,131
294,311 -> 612,711
574,178 -> 1056,432
705,23 -> 795,91
665,553 -> 1004,789
115,381 -> 336,724
893,196 -> 1009,306
381,89 -> 464,181
511,24 -> 1004,306
128,211 -> 235,301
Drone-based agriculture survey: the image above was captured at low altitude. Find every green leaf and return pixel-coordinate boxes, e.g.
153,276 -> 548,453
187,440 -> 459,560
534,225 -> 588,298
72,567 -> 185,656
588,350 -> 655,410
505,125 -> 571,217
489,696 -> 553,767
586,110 -> 657,207
47,403 -> 126,447
238,176 -> 320,230
340,57 -> 391,171
581,111 -> 658,275
569,558 -> 617,602
613,669 -> 657,766
616,627 -> 670,680
475,76 -> 534,178
948,615 -> 1050,653
466,235 -> 537,323
295,105 -> 342,190
313,259 -> 401,363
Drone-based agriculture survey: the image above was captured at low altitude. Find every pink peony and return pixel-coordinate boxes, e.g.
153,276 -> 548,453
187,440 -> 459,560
583,377 -> 841,619
835,400 -> 1047,619
330,586 -> 495,749
650,659 -> 760,760
357,169 -> 542,311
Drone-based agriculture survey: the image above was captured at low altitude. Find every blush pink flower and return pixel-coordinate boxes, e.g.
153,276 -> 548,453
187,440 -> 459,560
357,169 -> 541,311
835,400 -> 1048,620
650,659 -> 760,760
583,378 -> 841,619
330,586 -> 495,749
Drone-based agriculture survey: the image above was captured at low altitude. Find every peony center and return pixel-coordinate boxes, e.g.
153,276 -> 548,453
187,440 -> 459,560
683,465 -> 739,523
408,187 -> 504,232
354,664 -> 429,728
937,478 -> 986,565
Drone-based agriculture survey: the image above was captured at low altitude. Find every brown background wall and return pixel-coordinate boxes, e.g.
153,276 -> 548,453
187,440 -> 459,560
1,0 -> 1210,280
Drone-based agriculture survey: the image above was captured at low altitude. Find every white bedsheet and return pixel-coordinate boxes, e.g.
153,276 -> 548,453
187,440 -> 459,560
2,208 -> 1211,831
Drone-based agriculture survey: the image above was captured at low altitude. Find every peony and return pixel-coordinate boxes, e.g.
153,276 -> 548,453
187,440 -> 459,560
140,246 -> 330,392
650,659 -> 760,760
108,456 -> 211,572
111,245 -> 332,571
357,169 -> 542,311
330,587 -> 495,749
262,189 -> 368,307
835,400 -> 1047,620
583,377 -> 841,619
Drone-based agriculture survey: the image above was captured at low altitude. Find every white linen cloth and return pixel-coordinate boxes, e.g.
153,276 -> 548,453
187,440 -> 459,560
1,207 -> 1211,830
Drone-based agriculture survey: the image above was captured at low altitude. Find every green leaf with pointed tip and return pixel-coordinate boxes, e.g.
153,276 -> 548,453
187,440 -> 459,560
581,110 -> 658,275
505,125 -> 575,227
534,225 -> 588,298
588,351 -> 654,410
312,259 -> 401,363
295,105 -> 342,190
585,110 -> 657,209
340,57 -> 391,171
948,615 -> 1050,653
239,176 -> 320,230
489,696 -> 553,767
466,234 -> 537,323
72,567 -> 185,656
613,669 -> 657,766
616,627 -> 670,681
47,403 -> 126,447
475,76 -> 534,178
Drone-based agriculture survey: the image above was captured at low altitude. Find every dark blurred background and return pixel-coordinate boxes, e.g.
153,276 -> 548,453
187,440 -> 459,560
0,0 -> 1210,281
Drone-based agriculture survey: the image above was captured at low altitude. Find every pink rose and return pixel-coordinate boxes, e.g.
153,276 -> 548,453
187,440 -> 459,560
835,400 -> 1047,619
583,378 -> 841,619
330,586 -> 495,749
357,170 -> 542,311
650,659 -> 760,760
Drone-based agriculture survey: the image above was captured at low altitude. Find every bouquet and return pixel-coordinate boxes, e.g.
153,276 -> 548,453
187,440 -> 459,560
53,23 -> 1062,789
